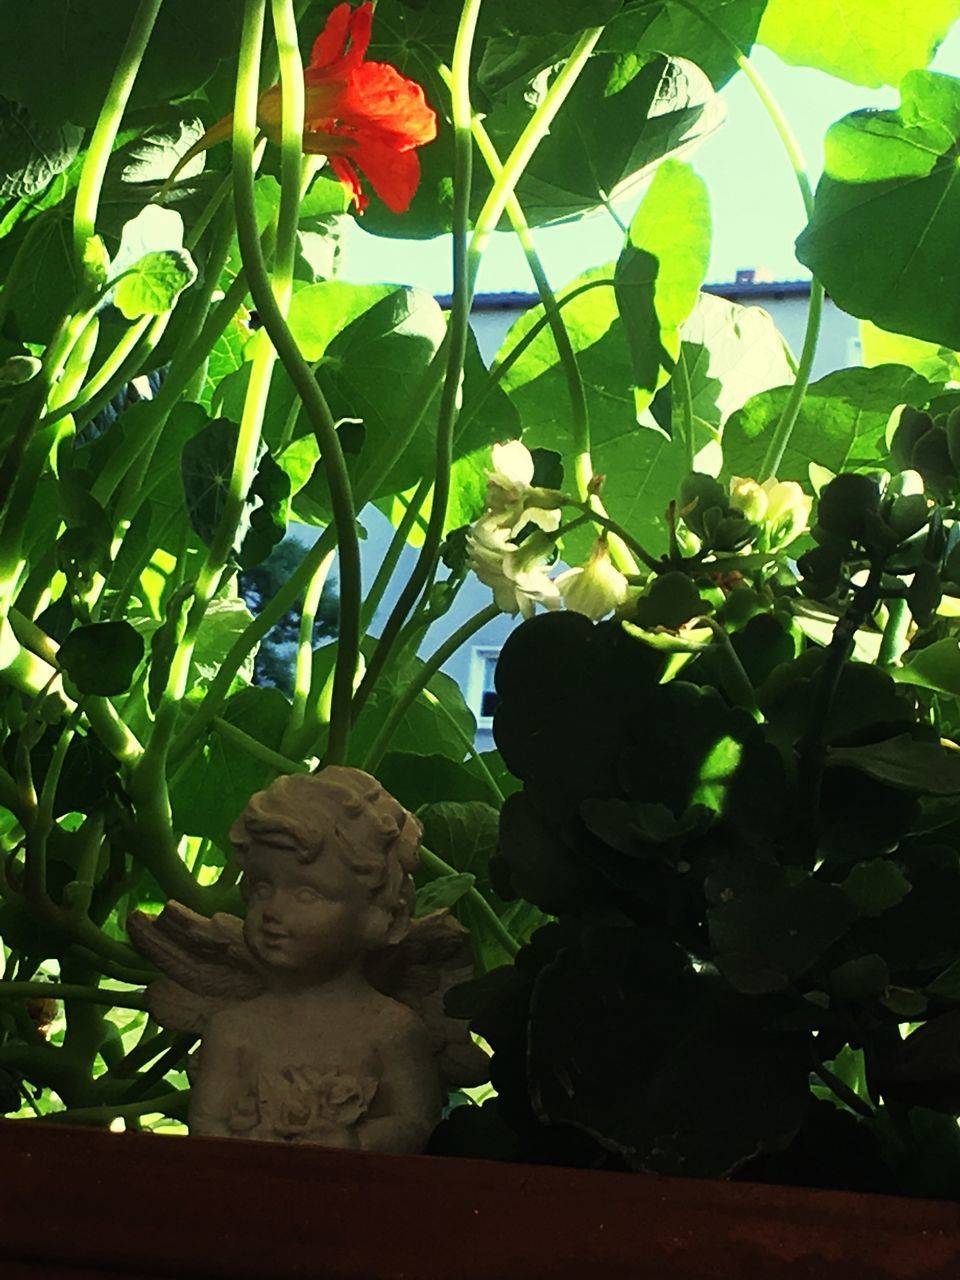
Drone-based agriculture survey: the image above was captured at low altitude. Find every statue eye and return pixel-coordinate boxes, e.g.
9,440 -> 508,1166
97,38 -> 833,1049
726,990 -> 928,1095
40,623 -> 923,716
295,886 -> 320,904
253,881 -> 272,899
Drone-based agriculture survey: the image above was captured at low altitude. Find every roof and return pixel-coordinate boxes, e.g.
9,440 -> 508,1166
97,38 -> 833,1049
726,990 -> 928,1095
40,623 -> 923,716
435,280 -> 813,309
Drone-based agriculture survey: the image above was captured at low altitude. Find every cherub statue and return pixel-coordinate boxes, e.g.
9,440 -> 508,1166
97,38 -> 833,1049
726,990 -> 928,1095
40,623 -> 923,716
128,767 -> 488,1152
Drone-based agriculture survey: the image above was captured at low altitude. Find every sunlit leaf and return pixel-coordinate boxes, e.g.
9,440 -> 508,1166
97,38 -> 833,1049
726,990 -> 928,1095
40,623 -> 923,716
759,0 -> 960,88
797,72 -> 960,348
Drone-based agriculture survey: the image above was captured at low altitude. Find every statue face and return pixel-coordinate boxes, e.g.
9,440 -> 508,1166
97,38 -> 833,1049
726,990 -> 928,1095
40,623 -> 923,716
242,837 -> 377,976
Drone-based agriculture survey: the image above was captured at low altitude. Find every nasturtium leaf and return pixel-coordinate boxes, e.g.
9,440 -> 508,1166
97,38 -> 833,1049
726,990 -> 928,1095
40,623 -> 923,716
601,0 -> 768,89
421,802 -> 500,881
170,685 -> 292,852
796,73 -> 960,349
678,291 -> 795,451
0,0 -> 243,129
860,320 -> 960,384
722,365 -> 940,482
414,873 -> 476,917
527,927 -> 811,1176
759,0 -> 960,88
189,596 -> 257,697
349,654 -> 477,767
364,51 -> 721,237
0,99 -> 82,200
378,752 -> 503,809
114,249 -> 197,320
59,621 -> 144,697
615,160 -> 711,427
286,281 -> 394,361
498,265 -> 686,562
238,452 -> 291,570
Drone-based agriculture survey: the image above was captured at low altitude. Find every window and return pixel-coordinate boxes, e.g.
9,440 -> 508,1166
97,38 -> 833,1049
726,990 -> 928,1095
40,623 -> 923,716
466,646 -> 501,729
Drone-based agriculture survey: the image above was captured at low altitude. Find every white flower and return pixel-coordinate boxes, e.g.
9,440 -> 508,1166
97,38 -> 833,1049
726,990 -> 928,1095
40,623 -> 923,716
467,523 -> 560,618
762,478 -> 812,546
555,539 -> 628,620
483,439 -> 561,537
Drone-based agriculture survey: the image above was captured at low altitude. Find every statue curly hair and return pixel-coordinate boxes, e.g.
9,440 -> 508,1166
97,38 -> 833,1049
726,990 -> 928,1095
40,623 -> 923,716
229,766 -> 422,922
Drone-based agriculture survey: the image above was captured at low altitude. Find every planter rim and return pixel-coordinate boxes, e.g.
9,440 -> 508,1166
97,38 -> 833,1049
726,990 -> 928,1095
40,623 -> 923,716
2,1119 -> 960,1279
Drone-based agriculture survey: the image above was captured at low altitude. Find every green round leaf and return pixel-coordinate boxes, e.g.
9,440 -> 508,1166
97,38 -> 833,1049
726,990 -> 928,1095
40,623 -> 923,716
759,0 -> 960,88
797,72 -> 960,348
114,248 -> 197,320
59,621 -> 144,697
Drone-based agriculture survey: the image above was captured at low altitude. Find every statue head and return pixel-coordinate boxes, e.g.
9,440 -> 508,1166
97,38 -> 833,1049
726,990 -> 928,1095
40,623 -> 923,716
228,767 -> 422,977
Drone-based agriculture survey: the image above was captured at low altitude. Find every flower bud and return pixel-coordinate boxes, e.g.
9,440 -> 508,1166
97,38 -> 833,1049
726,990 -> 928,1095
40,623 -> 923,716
728,476 -> 768,523
555,539 -> 628,621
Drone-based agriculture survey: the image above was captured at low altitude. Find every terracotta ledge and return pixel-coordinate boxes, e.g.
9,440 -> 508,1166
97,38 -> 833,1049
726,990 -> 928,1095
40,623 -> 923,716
1,1120 -> 959,1279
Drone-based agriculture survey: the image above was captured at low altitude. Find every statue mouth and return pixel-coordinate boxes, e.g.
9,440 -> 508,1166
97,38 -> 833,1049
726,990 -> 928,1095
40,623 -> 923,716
259,927 -> 292,945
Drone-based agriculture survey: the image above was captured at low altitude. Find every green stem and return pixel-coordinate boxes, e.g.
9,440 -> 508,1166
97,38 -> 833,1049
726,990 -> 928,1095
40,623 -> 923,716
877,596 -> 912,667
362,603 -> 499,774
42,315 -> 164,436
467,108 -> 590,495
212,715 -> 309,774
92,270 -> 251,508
269,0 -> 304,311
170,522 -> 338,764
352,0 -> 482,725
283,545 -> 335,754
811,1058 -> 875,1120
674,344 -> 697,472
566,499 -> 660,571
233,0 -> 360,767
37,1089 -> 188,1125
72,0 -> 164,263
758,281 -> 824,481
419,844 -> 519,959
361,480 -> 432,632
429,687 -> 505,804
0,981 -> 146,1011
669,0 -> 821,483
467,26 -> 603,287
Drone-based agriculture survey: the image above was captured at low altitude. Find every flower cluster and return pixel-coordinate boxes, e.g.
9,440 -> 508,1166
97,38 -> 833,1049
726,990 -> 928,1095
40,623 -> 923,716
466,442 -> 628,621
728,475 -> 813,549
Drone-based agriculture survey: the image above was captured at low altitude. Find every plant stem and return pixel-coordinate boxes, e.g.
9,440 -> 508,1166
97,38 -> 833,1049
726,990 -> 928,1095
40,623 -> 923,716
464,108 -> 646,578
352,0 -> 483,727
419,844 -> 519,959
362,603 -> 499,773
566,499 -> 661,571
233,0 -> 360,767
282,546 -> 336,754
467,27 -> 603,286
72,0 -> 164,263
674,345 -> 697,472
0,981 -> 146,1011
811,1058 -> 876,1120
361,480 -> 432,631
759,281 -> 824,481
877,597 -> 912,668
211,715 -> 310,774
669,0 -> 822,482
38,1089 -> 188,1125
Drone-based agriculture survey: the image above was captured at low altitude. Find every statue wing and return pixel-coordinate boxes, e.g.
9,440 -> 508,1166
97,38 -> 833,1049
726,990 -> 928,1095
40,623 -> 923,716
128,901 -> 266,1034
365,910 -> 490,1090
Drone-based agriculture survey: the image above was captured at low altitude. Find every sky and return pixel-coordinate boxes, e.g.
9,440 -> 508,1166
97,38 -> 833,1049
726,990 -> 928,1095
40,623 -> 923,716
337,26 -> 960,296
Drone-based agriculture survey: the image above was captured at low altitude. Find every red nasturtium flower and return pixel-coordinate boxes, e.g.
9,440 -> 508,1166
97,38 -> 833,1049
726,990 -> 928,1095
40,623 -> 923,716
167,2 -> 436,214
